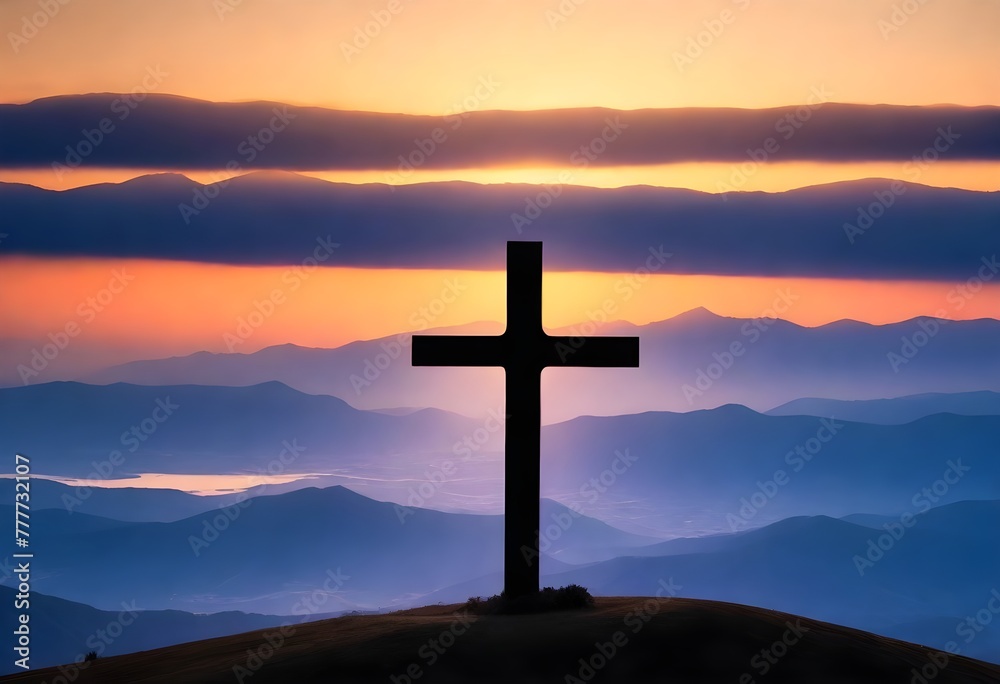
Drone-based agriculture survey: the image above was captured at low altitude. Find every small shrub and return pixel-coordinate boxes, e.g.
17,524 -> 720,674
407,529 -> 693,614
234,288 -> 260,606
84,651 -> 98,662
464,585 -> 594,615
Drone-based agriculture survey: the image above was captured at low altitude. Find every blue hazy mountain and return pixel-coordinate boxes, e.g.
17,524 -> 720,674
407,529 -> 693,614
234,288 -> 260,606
0,380 -> 482,476
535,501 -> 1000,664
4,382 -> 999,536
0,585 -> 343,676
0,487 -> 652,615
16,478 -> 243,522
0,169 -> 998,281
540,406 -> 1000,534
75,310 -> 1000,420
767,390 -> 1000,424
420,508 -> 1000,665
7,481 -> 997,664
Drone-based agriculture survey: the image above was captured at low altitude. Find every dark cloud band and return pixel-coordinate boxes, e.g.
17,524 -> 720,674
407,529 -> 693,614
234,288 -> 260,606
1,94 -> 998,170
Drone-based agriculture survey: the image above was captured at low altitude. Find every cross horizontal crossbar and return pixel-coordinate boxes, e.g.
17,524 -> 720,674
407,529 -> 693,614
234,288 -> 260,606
410,241 -> 639,600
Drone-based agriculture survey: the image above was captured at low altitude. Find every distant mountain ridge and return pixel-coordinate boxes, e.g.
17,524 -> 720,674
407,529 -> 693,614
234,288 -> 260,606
75,310 -> 1000,420
0,586 -> 336,676
0,380 -> 481,476
767,390 -> 1000,424
0,485 -> 652,615
6,479 -> 998,665
5,380 -> 1000,536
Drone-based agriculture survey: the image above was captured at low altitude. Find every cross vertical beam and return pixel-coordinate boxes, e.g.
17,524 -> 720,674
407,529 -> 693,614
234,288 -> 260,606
412,241 -> 639,600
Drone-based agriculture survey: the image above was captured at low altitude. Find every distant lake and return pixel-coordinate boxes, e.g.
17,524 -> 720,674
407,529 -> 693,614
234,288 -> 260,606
1,472 -> 325,496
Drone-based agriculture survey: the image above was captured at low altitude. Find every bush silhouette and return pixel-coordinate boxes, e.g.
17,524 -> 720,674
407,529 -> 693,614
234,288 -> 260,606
465,584 -> 594,615
84,651 -> 98,662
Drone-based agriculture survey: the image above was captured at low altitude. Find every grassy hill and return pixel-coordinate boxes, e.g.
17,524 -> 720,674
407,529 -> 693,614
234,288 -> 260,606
2,598 -> 998,683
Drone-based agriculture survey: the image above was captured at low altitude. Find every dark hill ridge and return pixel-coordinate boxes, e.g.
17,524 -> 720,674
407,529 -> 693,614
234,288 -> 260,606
1,598 -> 997,683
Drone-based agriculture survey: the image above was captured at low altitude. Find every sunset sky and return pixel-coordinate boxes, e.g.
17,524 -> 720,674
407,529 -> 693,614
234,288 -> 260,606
1,0 -> 998,385
4,0 -> 999,111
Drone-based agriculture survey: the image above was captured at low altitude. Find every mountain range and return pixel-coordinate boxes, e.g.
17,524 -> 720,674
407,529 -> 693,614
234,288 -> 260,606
74,310 -> 1000,420
767,390 -> 1000,424
0,380 -> 479,476
5,380 -> 1000,536
0,586 -> 337,675
0,170 -> 998,281
0,486 -> 653,615
2,484 -> 997,667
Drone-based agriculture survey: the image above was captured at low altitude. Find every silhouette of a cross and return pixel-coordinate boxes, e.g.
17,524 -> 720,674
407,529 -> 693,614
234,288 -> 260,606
412,241 -> 639,599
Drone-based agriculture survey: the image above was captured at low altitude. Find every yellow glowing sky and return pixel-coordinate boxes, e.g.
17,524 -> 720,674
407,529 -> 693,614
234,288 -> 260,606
2,0 -> 998,111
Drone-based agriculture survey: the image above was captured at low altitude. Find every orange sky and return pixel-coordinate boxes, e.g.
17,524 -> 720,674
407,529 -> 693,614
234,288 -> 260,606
2,257 -> 998,384
3,0 -> 998,192
3,0 -> 998,388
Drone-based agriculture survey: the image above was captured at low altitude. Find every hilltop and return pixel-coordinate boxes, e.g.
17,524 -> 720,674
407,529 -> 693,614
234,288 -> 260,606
3,598 -> 997,683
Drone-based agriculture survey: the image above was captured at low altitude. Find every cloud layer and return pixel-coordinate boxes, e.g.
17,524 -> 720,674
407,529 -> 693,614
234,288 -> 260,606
2,95 -> 999,170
